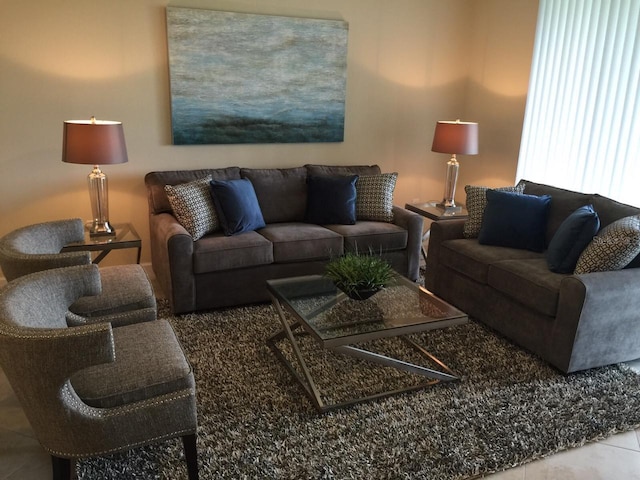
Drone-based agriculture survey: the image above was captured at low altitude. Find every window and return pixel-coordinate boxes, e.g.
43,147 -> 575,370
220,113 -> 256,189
517,0 -> 640,206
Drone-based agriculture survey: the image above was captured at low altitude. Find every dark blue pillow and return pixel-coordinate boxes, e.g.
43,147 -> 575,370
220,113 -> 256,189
546,205 -> 600,273
478,189 -> 551,252
209,179 -> 265,236
305,175 -> 358,225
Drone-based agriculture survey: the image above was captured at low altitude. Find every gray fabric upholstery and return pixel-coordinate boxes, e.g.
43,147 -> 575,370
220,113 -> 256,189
0,219 -> 157,326
427,181 -> 640,373
147,165 -> 423,313
241,167 -> 308,223
259,223 -> 344,262
0,218 -> 89,280
71,319 -> 194,408
0,265 -> 198,461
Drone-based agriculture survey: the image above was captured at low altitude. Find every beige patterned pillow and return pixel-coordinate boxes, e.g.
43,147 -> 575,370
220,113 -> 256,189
356,173 -> 397,222
463,184 -> 525,238
574,215 -> 640,274
165,176 -> 219,240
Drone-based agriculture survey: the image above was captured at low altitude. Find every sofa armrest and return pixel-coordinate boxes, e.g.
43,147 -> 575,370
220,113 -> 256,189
149,213 -> 196,313
424,219 -> 465,291
392,206 -> 424,281
553,267 -> 640,372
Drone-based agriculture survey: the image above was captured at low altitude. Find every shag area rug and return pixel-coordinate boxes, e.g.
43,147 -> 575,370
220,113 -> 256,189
78,300 -> 640,479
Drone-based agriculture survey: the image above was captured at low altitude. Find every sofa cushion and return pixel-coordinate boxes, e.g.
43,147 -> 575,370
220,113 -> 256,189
546,205 -> 600,273
355,173 -> 397,222
305,164 -> 381,177
164,176 -> 219,240
519,179 -> 595,246
145,167 -> 241,215
463,184 -> 525,238
193,231 -> 273,273
440,238 -> 543,284
479,190 -> 551,252
258,223 -> 343,262
326,222 -> 408,253
241,167 -> 308,223
574,215 -> 640,274
305,175 -> 358,225
488,258 -> 567,317
71,320 -> 193,408
210,178 -> 266,236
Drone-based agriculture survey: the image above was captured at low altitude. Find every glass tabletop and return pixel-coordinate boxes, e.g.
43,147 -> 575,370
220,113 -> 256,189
267,273 -> 468,347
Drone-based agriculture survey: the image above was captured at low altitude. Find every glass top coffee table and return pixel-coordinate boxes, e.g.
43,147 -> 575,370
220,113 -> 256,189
267,272 -> 468,413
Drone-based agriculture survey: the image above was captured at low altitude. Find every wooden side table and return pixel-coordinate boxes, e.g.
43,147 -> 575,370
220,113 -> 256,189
61,223 -> 142,264
405,202 -> 469,263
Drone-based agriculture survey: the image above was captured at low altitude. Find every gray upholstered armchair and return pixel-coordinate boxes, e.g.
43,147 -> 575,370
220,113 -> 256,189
0,218 -> 156,326
0,265 -> 199,479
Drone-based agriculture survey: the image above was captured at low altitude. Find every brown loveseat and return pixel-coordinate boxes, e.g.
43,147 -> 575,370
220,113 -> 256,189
145,164 -> 423,314
425,179 -> 640,373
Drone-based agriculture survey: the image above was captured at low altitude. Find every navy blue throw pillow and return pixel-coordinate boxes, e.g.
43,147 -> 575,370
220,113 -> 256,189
305,175 -> 358,225
546,205 -> 600,273
209,179 -> 266,236
478,189 -> 551,252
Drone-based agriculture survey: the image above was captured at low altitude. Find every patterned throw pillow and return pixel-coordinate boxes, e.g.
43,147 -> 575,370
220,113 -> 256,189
574,215 -> 640,274
463,184 -> 525,238
356,173 -> 398,222
164,176 -> 219,240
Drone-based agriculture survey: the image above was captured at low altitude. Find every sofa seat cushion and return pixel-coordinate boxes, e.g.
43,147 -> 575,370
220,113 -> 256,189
71,320 -> 194,408
258,223 -> 343,263
488,258 -> 568,316
193,231 -> 273,273
439,239 -> 543,284
326,221 -> 407,253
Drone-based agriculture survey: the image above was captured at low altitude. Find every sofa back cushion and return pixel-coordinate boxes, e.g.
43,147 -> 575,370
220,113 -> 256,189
519,179 -> 640,267
305,164 -> 381,177
145,168 -> 241,215
241,167 -> 307,223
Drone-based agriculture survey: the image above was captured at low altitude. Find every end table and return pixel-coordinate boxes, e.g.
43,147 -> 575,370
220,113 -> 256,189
405,202 -> 469,263
61,223 -> 142,264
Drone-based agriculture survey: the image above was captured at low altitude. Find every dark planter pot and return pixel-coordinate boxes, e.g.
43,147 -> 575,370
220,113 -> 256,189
342,287 -> 381,301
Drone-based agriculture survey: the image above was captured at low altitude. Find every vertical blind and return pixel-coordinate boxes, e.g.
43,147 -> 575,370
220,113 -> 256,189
517,0 -> 640,206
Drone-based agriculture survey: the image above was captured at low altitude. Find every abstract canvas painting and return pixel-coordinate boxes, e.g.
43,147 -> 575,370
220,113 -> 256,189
166,7 -> 348,145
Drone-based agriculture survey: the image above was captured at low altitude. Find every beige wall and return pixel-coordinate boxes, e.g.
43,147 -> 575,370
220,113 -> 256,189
0,0 -> 538,268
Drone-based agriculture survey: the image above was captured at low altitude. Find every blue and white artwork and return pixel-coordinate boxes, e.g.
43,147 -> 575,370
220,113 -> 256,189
166,7 -> 348,145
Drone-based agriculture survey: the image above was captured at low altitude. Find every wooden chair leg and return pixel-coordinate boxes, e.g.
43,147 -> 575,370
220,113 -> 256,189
182,434 -> 199,480
51,456 -> 71,480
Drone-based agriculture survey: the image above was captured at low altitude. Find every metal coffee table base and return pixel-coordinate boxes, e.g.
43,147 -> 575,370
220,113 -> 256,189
267,298 -> 461,414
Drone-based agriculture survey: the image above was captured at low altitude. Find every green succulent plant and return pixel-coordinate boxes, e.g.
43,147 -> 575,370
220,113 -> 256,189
325,252 -> 393,299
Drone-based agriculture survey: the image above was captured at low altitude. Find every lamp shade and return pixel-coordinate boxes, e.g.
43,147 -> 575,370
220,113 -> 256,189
62,118 -> 128,165
431,121 -> 478,155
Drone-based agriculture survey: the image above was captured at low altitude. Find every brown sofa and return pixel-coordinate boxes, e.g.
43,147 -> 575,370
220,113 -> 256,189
145,164 -> 423,313
425,179 -> 640,373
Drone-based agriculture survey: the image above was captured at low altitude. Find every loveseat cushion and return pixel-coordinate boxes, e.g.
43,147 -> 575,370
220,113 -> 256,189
258,223 -> 343,263
305,164 -> 381,177
71,320 -> 194,408
241,167 -> 308,223
439,239 -> 543,284
326,222 -> 408,253
193,231 -> 273,273
487,258 -> 567,316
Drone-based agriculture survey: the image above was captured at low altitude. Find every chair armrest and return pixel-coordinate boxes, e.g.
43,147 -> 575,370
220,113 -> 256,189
149,213 -> 196,313
392,206 -> 424,281
553,267 -> 640,372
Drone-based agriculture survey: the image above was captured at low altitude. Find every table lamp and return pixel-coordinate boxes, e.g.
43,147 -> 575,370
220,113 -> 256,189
62,116 -> 128,236
431,120 -> 478,210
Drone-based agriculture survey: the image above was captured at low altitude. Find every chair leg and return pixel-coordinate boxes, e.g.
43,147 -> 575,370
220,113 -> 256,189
51,456 -> 72,480
182,434 -> 199,480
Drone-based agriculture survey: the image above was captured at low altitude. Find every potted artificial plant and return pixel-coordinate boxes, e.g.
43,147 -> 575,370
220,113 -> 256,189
324,251 -> 394,300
